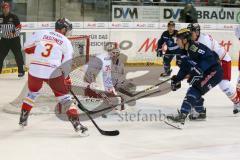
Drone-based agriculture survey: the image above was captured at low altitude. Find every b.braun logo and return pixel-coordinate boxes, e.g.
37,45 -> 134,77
114,7 -> 138,19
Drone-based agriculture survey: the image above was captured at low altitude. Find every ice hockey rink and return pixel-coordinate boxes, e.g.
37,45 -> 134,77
0,67 -> 240,160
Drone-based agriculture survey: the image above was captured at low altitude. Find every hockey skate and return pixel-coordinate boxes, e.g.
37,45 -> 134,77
19,109 -> 30,127
233,103 -> 240,114
164,110 -> 187,129
189,108 -> 206,120
18,72 -> 25,78
160,69 -> 172,77
68,116 -> 88,136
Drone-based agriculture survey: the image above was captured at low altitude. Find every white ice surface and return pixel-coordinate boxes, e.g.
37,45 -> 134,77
0,67 -> 240,160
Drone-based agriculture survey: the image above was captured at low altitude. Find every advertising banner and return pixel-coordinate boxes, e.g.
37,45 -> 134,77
112,5 -> 240,24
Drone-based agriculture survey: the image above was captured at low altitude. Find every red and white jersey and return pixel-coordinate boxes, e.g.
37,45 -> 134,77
84,53 -> 124,94
24,30 -> 73,79
198,33 -> 231,62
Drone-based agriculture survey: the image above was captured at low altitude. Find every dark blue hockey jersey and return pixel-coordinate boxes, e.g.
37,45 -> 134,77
176,41 -> 220,82
157,30 -> 179,54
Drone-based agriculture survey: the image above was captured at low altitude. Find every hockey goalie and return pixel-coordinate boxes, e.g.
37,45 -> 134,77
19,18 -> 88,134
83,42 -> 130,116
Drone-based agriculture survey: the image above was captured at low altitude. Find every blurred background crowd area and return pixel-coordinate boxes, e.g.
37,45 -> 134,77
0,0 -> 240,22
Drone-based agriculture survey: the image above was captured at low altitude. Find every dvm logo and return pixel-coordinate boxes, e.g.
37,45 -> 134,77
114,7 -> 138,19
164,8 -> 182,19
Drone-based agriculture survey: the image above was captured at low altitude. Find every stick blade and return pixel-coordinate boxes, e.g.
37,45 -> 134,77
100,130 -> 120,136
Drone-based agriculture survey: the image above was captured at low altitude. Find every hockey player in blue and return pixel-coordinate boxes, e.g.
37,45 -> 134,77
166,28 -> 223,127
156,21 -> 181,77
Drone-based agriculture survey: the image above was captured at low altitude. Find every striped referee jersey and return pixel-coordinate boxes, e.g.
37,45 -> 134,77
0,12 -> 21,39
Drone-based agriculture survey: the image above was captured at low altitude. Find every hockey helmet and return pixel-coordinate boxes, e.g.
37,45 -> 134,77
55,18 -> 72,31
187,23 -> 200,33
176,28 -> 192,42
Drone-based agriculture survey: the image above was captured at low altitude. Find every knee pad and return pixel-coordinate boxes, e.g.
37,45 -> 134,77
57,94 -> 75,113
57,94 -> 72,104
219,80 -> 237,100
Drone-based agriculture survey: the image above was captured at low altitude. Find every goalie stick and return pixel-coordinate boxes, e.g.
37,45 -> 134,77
86,88 -> 183,130
87,86 -> 169,115
70,89 -> 120,136
119,78 -> 171,97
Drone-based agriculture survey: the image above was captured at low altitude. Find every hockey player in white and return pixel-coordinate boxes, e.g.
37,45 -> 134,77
187,23 -> 240,116
234,25 -> 240,114
19,18 -> 88,134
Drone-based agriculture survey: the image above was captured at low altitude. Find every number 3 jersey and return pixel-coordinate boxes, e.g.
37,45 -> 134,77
24,30 -> 73,79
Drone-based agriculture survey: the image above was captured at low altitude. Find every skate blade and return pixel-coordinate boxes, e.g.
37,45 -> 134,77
19,122 -> 27,128
160,114 -> 183,129
189,118 -> 206,121
164,120 -> 183,130
19,124 -> 26,129
77,131 -> 89,137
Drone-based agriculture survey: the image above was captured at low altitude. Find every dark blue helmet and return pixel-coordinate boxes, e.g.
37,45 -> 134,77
55,18 -> 72,31
187,23 -> 200,33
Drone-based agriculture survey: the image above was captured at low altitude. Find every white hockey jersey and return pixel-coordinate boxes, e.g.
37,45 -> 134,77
24,30 -> 73,79
198,33 -> 231,61
84,53 -> 124,94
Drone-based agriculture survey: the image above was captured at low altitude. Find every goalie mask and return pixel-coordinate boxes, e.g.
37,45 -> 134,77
109,48 -> 120,58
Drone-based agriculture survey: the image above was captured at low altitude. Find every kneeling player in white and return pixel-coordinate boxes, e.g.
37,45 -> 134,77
19,18 -> 87,134
187,23 -> 240,115
84,44 -> 125,113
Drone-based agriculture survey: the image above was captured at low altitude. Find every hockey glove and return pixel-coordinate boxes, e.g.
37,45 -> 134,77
156,49 -> 163,57
171,75 -> 181,91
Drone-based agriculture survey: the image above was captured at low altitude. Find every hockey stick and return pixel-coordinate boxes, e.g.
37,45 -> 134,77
87,87 -> 169,115
120,78 -> 171,97
70,89 -> 120,136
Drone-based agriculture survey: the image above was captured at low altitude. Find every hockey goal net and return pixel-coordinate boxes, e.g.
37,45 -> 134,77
3,35 -> 93,114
